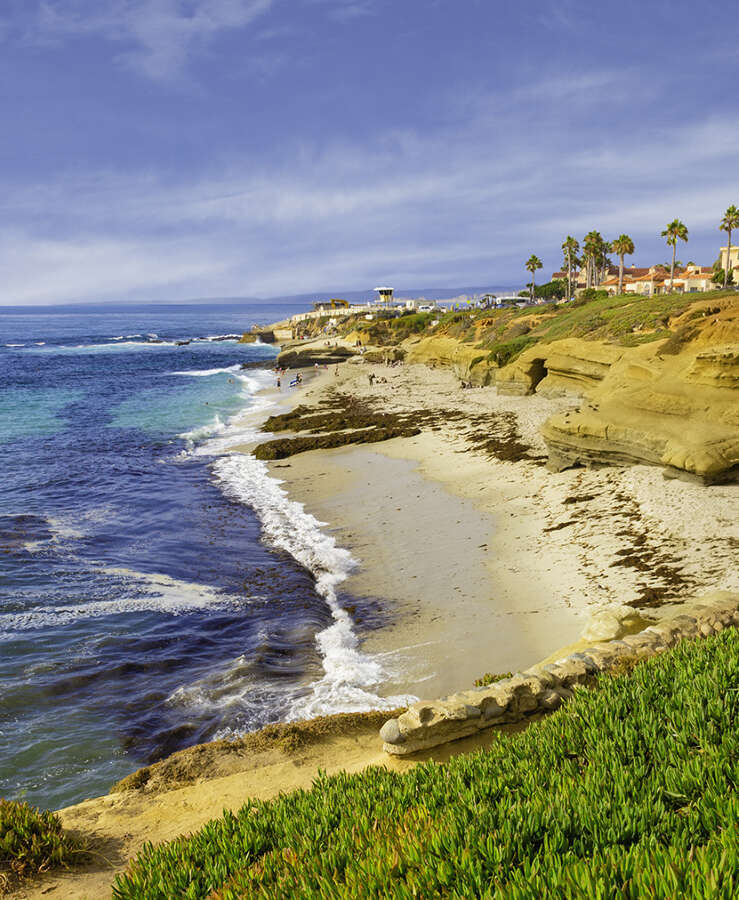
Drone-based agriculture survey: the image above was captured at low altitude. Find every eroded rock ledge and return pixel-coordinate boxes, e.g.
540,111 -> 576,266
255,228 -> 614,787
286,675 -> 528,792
380,591 -> 739,755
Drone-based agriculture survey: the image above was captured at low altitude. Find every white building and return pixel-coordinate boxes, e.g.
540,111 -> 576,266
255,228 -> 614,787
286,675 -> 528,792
719,246 -> 739,275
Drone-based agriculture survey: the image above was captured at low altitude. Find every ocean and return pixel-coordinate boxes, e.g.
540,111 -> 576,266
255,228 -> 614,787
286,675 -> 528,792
0,302 -> 411,810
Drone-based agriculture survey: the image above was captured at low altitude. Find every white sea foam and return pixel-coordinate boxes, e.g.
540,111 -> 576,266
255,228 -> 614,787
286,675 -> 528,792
179,415 -> 228,448
174,368 -> 275,455
212,455 -> 417,719
169,364 -> 244,377
0,569 -> 246,633
5,343 -> 24,347
196,334 -> 242,342
34,340 -> 180,352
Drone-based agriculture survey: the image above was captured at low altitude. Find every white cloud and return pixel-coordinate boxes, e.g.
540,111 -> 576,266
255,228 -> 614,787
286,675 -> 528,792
34,0 -> 273,80
2,58 -> 738,303
0,231 -> 229,304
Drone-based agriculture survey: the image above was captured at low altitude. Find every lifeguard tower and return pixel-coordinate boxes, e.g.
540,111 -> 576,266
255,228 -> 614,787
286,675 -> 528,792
374,286 -> 394,306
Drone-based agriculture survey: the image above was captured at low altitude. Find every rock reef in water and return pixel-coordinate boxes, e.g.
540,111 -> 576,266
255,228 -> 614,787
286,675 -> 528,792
276,344 -> 356,367
239,330 -> 277,344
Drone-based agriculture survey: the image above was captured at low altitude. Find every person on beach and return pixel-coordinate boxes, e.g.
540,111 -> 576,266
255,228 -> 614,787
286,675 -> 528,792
276,377 -> 281,390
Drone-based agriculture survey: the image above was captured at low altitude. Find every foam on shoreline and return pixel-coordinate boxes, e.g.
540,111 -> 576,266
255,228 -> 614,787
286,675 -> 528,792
213,453 -> 417,719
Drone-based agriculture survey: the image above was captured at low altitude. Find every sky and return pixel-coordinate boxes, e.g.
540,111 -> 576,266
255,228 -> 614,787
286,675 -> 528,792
1,0 -> 737,305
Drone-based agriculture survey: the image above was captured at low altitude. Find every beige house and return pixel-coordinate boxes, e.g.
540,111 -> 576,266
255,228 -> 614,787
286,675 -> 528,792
553,247 -> 737,298
719,246 -> 739,274
671,265 -> 715,293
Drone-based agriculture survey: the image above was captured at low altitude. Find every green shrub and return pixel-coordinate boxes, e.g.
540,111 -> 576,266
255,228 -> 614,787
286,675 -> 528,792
114,628 -> 739,900
388,312 -> 433,334
0,799 -> 84,883
487,335 -> 536,366
575,288 -> 610,304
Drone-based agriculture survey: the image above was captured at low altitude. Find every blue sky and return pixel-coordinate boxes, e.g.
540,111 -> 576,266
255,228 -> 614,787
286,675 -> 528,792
1,0 -> 736,304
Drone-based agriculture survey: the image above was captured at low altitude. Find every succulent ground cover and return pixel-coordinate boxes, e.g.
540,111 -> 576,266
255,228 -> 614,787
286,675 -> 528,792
0,799 -> 84,890
114,628 -> 739,899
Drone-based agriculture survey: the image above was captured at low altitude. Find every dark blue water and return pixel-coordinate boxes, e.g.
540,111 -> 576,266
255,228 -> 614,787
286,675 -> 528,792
0,301 -> 396,808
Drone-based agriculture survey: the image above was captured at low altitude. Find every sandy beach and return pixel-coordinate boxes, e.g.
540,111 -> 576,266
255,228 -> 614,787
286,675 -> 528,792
14,349 -> 739,900
267,357 -> 739,701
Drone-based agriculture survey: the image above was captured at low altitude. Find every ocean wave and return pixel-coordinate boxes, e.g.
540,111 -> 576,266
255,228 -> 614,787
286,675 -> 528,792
212,455 -> 417,719
173,368 -> 275,455
194,334 -> 242,342
169,364 -> 245,377
0,569 -> 246,633
178,415 -> 228,448
5,343 -> 25,347
61,340 -> 179,352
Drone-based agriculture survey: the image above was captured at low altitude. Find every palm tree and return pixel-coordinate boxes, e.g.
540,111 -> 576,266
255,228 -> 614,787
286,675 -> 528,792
596,235 -> 612,285
661,219 -> 689,291
611,235 -> 635,295
525,255 -> 543,302
720,205 -> 739,289
561,236 -> 579,300
582,231 -> 609,287
582,231 -> 596,288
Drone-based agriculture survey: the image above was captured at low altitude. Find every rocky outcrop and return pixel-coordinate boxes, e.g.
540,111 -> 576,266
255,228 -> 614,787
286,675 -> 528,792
403,336 -> 496,386
541,340 -> 739,483
240,330 -> 277,344
380,592 -> 739,755
496,339 -> 623,397
277,343 -> 356,368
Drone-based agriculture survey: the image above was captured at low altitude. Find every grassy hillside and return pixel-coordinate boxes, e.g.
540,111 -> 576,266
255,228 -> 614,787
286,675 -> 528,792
113,628 -> 739,899
336,291 -> 735,367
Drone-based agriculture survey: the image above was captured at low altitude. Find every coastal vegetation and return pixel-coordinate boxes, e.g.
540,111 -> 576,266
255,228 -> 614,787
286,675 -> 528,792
323,290 -> 735,371
113,628 -> 739,899
423,290 -> 728,364
0,799 -> 84,889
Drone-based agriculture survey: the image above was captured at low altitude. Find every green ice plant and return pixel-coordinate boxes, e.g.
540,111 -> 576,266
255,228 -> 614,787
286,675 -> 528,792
0,799 -> 83,882
114,627 -> 739,899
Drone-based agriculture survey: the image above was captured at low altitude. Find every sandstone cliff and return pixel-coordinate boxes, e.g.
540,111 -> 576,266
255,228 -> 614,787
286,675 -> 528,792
403,335 -> 495,385
403,296 -> 739,482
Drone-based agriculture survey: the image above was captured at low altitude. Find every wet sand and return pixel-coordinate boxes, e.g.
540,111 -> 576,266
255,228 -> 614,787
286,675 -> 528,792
268,360 -> 739,701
